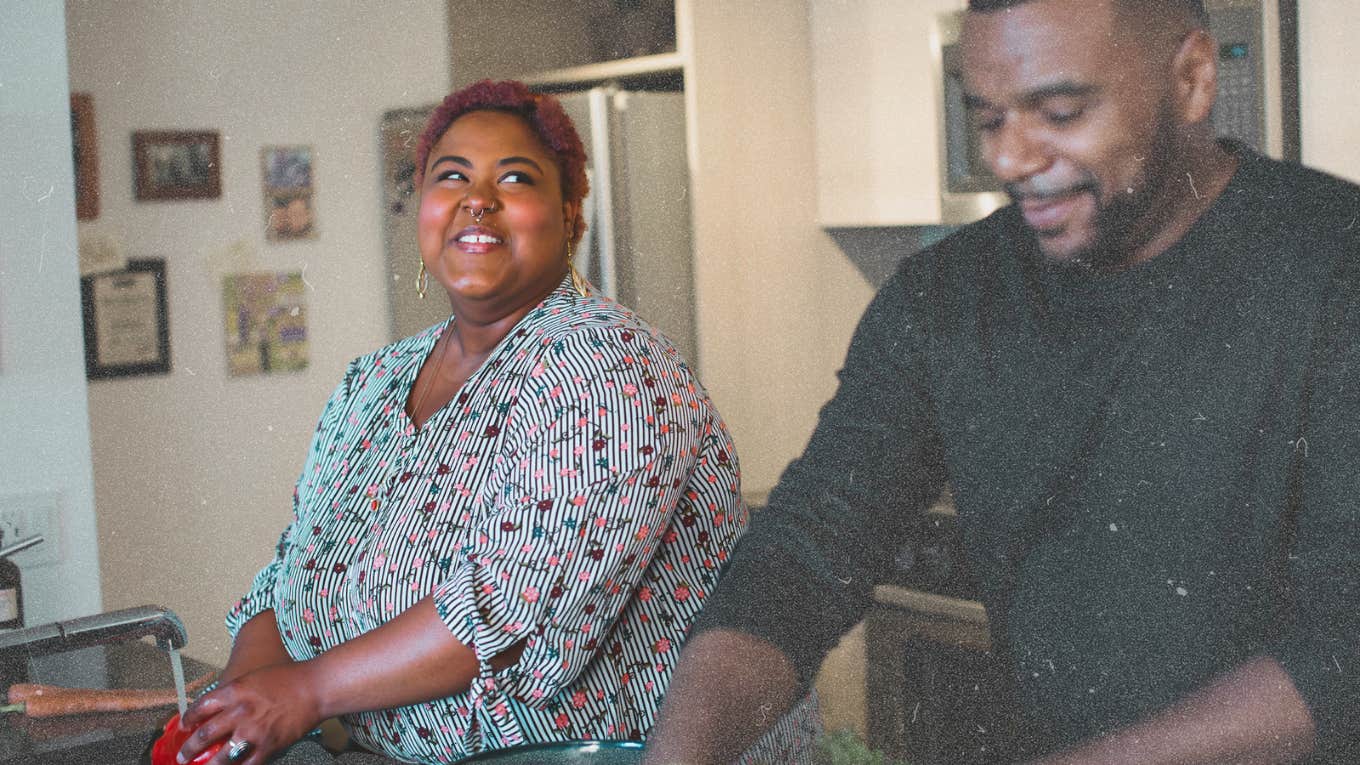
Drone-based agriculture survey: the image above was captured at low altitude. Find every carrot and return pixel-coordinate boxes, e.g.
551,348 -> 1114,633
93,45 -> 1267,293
4,672 -> 216,717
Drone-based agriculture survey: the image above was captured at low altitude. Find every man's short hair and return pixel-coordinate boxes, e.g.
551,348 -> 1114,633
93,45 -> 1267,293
967,0 -> 1208,26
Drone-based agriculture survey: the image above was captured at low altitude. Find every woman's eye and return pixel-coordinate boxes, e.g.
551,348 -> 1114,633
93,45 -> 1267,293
499,170 -> 534,185
434,169 -> 466,183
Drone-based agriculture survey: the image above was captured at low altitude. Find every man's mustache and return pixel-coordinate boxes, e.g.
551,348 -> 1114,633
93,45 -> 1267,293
1005,177 -> 1099,202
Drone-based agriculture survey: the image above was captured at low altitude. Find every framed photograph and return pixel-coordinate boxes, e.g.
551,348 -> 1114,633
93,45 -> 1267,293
70,92 -> 99,219
261,145 -> 316,240
80,258 -> 171,379
132,131 -> 221,200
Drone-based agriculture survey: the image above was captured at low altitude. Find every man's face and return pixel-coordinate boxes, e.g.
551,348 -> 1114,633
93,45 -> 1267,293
961,0 -> 1183,264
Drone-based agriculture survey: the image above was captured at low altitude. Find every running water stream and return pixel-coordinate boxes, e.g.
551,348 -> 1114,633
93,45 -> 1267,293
168,645 -> 187,717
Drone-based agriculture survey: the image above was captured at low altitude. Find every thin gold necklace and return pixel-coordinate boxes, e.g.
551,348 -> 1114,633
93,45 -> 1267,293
410,320 -> 453,426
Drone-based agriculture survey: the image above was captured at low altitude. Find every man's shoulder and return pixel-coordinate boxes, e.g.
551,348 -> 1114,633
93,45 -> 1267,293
1240,153 -> 1360,233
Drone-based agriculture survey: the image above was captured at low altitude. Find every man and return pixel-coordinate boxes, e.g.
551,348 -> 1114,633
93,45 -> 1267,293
644,0 -> 1360,762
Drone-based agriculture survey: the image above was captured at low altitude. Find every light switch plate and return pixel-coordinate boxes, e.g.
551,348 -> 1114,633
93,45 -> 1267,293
0,490 -> 61,568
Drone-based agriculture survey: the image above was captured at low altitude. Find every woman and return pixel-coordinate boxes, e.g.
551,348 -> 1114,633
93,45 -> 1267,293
176,80 -> 747,764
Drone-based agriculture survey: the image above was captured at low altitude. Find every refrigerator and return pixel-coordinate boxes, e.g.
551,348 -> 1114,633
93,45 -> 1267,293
380,87 -> 697,366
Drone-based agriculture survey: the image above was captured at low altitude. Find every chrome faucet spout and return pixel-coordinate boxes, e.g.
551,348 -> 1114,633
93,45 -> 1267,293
0,605 -> 188,656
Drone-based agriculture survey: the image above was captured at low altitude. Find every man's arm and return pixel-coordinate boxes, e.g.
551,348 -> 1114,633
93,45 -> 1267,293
643,630 -> 803,765
1033,655 -> 1314,765
643,260 -> 950,763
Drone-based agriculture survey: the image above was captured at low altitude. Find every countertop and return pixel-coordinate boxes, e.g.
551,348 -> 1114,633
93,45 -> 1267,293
0,641 -> 216,764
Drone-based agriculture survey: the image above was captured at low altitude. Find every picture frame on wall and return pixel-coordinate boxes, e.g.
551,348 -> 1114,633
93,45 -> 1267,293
261,145 -> 316,240
80,258 -> 171,379
70,92 -> 99,220
132,130 -> 221,201
222,271 -> 308,376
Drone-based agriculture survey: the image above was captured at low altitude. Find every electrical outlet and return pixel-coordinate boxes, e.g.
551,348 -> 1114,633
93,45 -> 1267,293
0,491 -> 61,568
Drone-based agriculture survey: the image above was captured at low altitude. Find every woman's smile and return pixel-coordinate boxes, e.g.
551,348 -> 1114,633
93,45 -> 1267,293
452,224 -> 504,254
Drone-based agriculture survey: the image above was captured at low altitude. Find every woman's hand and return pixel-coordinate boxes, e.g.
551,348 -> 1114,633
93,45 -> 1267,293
176,663 -> 323,765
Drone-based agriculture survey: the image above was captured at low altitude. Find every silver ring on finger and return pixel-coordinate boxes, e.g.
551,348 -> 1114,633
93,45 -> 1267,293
226,738 -> 252,762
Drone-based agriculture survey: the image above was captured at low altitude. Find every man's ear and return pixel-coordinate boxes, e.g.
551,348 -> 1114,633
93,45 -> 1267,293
1170,27 -> 1218,125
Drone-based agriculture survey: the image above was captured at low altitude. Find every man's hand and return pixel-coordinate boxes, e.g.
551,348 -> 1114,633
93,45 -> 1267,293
1029,655 -> 1315,765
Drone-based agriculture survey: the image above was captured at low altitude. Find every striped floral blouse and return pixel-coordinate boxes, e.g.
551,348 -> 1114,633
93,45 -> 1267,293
227,278 -> 748,763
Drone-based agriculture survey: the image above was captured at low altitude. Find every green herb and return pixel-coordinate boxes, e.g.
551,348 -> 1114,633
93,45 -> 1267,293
814,728 -> 911,765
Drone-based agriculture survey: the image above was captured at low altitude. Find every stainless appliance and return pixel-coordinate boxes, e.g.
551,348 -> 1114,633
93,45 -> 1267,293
934,11 -> 1008,226
381,88 -> 697,366
931,0 -> 1301,224
555,87 -> 697,365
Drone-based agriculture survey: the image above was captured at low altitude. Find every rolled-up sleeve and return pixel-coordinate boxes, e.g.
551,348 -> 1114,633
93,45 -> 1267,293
432,327 -> 706,705
226,363 -> 357,639
1271,253 -> 1360,756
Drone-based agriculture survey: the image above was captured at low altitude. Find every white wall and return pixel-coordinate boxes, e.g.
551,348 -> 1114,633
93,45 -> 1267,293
686,2 -> 876,494
683,1 -> 876,736
0,0 -> 103,628
66,0 -> 450,663
1299,0 -> 1360,184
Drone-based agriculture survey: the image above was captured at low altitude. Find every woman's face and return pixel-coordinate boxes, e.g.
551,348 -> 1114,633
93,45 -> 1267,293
418,109 -> 579,317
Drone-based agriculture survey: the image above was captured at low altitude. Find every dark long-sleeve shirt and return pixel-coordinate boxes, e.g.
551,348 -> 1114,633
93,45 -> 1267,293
695,148 -> 1360,761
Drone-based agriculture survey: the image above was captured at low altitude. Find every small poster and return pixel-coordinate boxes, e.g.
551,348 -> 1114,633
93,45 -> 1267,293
262,145 -> 316,240
222,271 -> 308,376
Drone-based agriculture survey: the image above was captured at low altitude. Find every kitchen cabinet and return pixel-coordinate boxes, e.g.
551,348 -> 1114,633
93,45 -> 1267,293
446,0 -> 681,91
866,586 -> 1018,765
810,0 -> 968,226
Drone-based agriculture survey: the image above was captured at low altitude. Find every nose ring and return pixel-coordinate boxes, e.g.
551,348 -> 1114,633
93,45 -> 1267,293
466,202 -> 496,225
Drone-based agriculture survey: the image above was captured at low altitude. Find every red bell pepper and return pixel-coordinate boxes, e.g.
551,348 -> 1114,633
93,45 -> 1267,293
149,713 -> 225,765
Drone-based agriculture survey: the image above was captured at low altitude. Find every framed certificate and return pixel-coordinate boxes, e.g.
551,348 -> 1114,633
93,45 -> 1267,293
80,259 -> 171,379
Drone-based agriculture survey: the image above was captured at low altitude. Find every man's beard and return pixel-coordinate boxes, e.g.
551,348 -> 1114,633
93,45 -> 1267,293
1007,104 -> 1181,271
1085,108 -> 1180,269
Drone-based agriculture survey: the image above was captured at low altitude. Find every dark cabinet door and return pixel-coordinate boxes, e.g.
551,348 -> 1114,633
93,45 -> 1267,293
866,603 -> 1017,764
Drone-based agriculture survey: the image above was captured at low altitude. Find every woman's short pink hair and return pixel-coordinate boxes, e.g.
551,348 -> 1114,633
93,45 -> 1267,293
415,79 -> 589,244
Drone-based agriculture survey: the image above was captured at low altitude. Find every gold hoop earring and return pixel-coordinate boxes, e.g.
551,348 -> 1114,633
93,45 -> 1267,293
567,242 -> 589,297
416,260 -> 428,300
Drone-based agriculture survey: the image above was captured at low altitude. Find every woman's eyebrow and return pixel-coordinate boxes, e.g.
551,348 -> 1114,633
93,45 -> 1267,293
428,154 -> 471,170
429,154 -> 545,173
497,155 -> 544,173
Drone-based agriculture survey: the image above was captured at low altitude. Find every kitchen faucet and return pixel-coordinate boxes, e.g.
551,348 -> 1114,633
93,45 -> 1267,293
0,605 -> 188,656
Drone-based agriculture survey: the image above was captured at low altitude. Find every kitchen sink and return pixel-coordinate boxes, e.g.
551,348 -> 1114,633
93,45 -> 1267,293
0,609 -> 215,765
